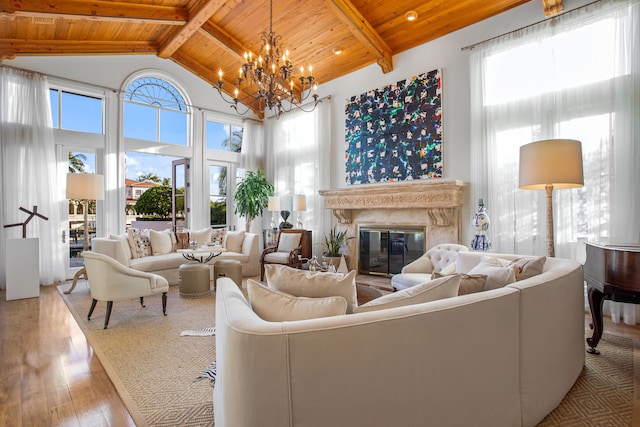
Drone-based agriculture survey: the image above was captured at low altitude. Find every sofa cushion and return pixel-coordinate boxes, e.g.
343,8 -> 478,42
439,261 -> 457,275
277,233 -> 301,253
188,228 -> 212,248
127,228 -> 152,259
247,279 -> 347,321
506,256 -> 546,281
210,227 -> 227,247
226,230 -> 245,253
150,230 -> 173,255
265,265 -> 358,313
129,252 -> 186,272
468,256 -> 516,290
432,272 -> 487,295
109,233 -> 132,265
354,274 -> 461,313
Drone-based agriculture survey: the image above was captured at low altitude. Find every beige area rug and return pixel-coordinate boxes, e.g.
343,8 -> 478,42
58,282 -> 216,427
539,332 -> 634,426
59,281 -> 635,427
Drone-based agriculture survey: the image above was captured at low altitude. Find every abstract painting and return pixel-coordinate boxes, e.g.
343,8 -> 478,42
345,69 -> 442,185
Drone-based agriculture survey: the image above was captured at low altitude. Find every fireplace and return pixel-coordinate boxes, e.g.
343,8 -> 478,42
359,225 -> 425,276
319,180 -> 468,274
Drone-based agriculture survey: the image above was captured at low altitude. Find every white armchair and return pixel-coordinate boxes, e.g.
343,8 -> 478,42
391,244 -> 469,291
82,251 -> 169,329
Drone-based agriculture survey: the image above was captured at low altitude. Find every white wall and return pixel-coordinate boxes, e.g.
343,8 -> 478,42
1,0 -> 592,245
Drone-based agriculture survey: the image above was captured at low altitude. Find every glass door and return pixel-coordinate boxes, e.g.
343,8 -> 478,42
61,148 -> 98,279
172,158 -> 189,230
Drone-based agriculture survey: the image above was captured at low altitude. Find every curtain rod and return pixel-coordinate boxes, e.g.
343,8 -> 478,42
460,0 -> 602,51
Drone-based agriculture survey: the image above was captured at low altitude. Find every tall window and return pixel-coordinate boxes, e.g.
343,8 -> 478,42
209,163 -> 228,227
49,89 -> 103,133
470,1 -> 639,261
124,77 -> 188,145
207,120 -> 243,152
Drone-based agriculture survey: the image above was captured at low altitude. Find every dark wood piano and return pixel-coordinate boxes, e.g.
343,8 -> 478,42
584,242 -> 640,354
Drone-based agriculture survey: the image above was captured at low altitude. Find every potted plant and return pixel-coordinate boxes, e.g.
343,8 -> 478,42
322,226 -> 354,268
234,169 -> 274,232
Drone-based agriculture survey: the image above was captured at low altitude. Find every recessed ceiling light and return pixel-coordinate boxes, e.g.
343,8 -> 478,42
405,10 -> 418,21
332,47 -> 343,55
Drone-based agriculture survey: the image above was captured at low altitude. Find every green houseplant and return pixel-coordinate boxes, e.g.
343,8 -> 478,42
322,226 -> 354,263
234,169 -> 274,232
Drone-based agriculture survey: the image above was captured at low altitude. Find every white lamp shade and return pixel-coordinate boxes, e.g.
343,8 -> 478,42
519,139 -> 584,190
294,194 -> 307,211
66,173 -> 104,200
268,196 -> 281,211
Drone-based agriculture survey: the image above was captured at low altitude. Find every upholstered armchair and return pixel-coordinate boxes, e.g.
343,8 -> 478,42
260,229 -> 306,280
391,243 -> 469,292
82,251 -> 169,329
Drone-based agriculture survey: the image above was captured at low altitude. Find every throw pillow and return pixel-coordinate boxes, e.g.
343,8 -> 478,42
149,230 -> 173,255
277,232 -> 302,253
189,228 -> 212,248
127,228 -> 152,259
506,256 -> 546,281
247,279 -> 348,322
353,275 -> 461,314
210,227 -> 228,247
468,256 -> 516,291
438,261 -> 457,275
174,231 -> 190,250
225,230 -> 245,253
432,272 -> 487,296
265,265 -> 358,313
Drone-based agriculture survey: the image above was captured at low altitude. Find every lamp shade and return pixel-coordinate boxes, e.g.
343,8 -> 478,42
66,173 -> 104,200
294,194 -> 307,211
519,139 -> 584,190
267,196 -> 280,211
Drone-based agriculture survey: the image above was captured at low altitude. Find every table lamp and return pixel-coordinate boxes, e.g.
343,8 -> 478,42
294,194 -> 307,229
268,196 -> 280,230
519,139 -> 583,257
65,173 -> 104,293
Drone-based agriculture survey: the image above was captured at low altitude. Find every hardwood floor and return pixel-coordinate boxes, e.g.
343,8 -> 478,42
2,283 -> 640,426
0,285 -> 134,427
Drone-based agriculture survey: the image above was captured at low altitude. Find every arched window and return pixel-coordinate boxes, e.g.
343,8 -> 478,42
124,76 -> 189,145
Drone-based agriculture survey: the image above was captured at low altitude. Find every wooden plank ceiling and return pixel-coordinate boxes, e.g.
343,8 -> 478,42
0,0 -> 557,117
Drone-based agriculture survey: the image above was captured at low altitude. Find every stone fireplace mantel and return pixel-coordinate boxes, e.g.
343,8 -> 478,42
319,180 -> 468,272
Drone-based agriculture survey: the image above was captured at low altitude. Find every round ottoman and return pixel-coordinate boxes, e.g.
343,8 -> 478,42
214,259 -> 242,289
178,263 -> 211,298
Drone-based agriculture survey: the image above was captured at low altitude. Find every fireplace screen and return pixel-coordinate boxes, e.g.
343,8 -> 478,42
358,226 -> 425,276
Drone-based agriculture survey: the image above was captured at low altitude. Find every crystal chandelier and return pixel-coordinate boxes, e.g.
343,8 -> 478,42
214,0 -> 320,119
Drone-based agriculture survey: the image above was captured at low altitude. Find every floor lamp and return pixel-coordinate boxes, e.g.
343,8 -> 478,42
519,139 -> 584,258
65,173 -> 104,293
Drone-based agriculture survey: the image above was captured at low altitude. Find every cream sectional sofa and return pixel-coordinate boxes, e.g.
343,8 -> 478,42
92,230 -> 260,285
214,252 -> 585,427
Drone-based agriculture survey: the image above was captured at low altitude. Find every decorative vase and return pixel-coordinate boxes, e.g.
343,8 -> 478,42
470,198 -> 491,251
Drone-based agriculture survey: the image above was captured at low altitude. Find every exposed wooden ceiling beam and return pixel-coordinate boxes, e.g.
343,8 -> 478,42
0,39 -> 157,55
2,0 -> 187,24
200,21 -> 245,60
158,0 -> 225,59
541,0 -> 563,16
323,0 -> 393,74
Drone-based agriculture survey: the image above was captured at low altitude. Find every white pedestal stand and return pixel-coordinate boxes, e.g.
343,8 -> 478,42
6,238 -> 40,301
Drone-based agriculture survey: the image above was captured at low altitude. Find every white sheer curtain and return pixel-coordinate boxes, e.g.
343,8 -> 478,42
265,99 -> 333,256
240,119 -> 264,172
0,67 -> 65,287
470,0 -> 640,323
